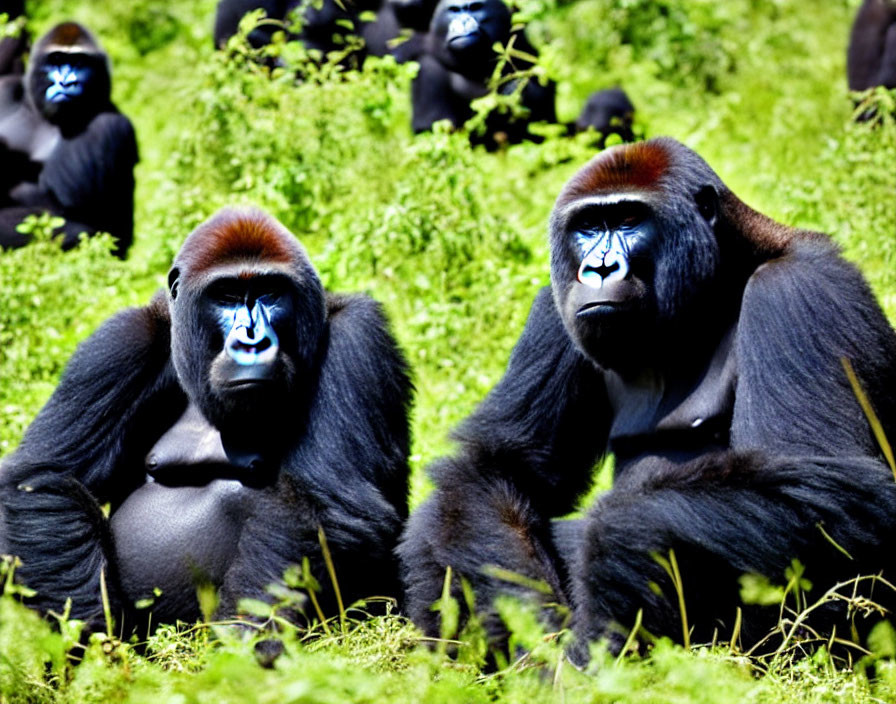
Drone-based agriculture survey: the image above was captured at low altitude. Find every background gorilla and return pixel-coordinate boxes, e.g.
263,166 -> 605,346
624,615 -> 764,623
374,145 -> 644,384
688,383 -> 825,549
399,138 -> 896,660
848,0 -> 896,95
0,208 -> 412,631
0,1 -> 28,76
0,22 -> 138,257
574,88 -> 636,147
411,0 -> 557,149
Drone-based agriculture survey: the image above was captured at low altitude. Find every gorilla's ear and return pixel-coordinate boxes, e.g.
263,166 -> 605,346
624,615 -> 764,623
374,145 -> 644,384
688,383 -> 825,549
695,185 -> 718,227
168,267 -> 180,300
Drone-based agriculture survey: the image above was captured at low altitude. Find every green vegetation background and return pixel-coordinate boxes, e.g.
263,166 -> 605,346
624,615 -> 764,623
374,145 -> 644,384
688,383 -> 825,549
1,0 -> 895,701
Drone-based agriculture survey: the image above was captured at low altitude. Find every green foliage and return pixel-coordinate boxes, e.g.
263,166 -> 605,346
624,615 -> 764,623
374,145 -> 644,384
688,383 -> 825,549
1,0 -> 896,701
0,215 -> 131,449
0,11 -> 26,40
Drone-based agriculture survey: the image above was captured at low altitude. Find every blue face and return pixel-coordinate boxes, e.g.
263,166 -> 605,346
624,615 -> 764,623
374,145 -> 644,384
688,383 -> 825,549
574,205 -> 654,289
217,294 -> 282,368
43,63 -> 90,103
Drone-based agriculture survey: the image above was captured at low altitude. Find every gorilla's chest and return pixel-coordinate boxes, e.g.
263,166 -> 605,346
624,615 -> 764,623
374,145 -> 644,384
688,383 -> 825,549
605,325 -> 737,469
144,402 -> 266,484
0,98 -> 60,162
109,403 -> 265,621
449,71 -> 489,101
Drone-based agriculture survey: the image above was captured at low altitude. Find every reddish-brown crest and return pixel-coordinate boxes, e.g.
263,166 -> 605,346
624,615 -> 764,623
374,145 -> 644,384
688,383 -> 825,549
46,22 -> 86,47
720,190 -> 810,257
557,141 -> 671,207
176,209 -> 301,277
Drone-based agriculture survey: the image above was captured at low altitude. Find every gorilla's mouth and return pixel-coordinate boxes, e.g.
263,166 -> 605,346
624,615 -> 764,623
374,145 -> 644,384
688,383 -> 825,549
576,301 -> 632,317
448,31 -> 482,50
223,377 -> 273,389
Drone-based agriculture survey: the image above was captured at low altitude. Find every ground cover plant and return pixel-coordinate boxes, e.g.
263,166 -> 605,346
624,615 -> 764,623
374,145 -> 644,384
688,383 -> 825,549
1,0 -> 895,701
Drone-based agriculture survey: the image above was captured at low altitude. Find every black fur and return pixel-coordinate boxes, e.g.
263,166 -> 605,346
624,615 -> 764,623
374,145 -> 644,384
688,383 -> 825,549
399,137 -> 896,661
0,22 -> 138,257
411,0 -> 557,149
574,88 -> 636,147
0,208 -> 412,633
848,0 -> 896,92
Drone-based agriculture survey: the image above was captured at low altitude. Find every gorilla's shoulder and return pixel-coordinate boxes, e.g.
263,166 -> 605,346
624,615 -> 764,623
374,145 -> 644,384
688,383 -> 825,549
91,291 -> 170,349
0,75 -> 24,105
325,291 -> 390,326
84,111 -> 139,155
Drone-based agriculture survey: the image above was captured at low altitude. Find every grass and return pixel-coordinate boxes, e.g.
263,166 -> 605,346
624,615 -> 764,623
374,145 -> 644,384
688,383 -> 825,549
1,0 -> 896,701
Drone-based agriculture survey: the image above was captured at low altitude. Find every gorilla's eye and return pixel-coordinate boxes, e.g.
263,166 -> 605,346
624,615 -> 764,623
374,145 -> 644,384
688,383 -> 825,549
695,185 -> 718,223
168,268 -> 180,300
205,279 -> 247,305
216,291 -> 246,305
468,2 -> 484,11
571,201 -> 649,234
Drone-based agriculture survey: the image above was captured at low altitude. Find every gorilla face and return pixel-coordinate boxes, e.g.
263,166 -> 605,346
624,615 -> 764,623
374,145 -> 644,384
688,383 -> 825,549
168,265 -> 313,436
43,60 -> 89,102
432,0 -> 511,66
551,194 -> 722,374
29,50 -> 110,126
549,141 -> 733,374
165,209 -> 329,445
201,274 -> 297,389
552,198 -> 659,371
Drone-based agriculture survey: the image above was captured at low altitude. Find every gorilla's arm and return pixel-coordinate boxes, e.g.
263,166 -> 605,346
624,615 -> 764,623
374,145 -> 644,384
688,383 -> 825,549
36,112 -> 139,257
571,238 -> 896,654
733,237 -> 896,454
399,287 -> 608,636
0,292 -> 183,621
217,293 -> 413,615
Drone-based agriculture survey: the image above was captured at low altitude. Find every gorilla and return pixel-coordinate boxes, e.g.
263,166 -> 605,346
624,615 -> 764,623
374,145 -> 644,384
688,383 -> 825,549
574,88 -> 636,147
399,138 -> 896,661
214,0 -> 378,68
848,0 -> 896,95
0,208 -> 412,632
0,22 -> 138,258
0,1 -> 28,76
412,0 -> 557,149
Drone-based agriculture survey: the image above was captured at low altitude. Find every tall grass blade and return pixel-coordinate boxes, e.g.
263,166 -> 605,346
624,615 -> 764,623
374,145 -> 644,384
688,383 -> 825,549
100,566 -> 113,638
615,608 -> 643,665
842,357 -> 896,480
318,525 -> 346,634
655,549 -> 690,649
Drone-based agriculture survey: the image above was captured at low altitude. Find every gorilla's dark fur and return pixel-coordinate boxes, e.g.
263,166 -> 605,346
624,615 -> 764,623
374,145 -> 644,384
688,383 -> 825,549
399,138 -> 896,661
0,208 -> 412,632
848,0 -> 896,93
574,88 -> 636,147
0,22 -> 138,257
411,0 -> 557,149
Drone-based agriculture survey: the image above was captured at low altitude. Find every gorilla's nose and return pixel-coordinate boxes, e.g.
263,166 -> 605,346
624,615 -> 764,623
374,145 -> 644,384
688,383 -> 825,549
448,13 -> 480,39
225,301 -> 279,366
577,232 -> 630,288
